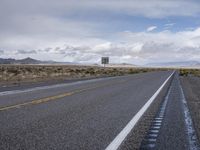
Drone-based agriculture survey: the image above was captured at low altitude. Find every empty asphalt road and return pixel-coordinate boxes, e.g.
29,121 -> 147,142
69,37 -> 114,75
0,71 -> 173,150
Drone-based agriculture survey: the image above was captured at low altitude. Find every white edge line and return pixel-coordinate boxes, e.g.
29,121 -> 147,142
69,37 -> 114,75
105,71 -> 175,150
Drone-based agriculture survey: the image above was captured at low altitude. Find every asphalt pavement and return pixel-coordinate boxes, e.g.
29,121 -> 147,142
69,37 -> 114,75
0,71 -> 172,150
140,73 -> 200,150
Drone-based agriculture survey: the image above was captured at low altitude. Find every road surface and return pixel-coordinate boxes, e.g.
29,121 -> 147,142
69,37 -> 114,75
139,73 -> 200,150
0,71 -> 173,150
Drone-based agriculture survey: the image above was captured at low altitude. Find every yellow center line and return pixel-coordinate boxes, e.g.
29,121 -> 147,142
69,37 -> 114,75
0,80 -> 126,111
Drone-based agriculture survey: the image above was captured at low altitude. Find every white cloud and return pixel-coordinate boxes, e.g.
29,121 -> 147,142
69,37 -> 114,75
164,23 -> 175,29
1,0 -> 200,64
147,26 -> 157,32
1,27 -> 200,65
164,23 -> 175,27
118,28 -> 200,62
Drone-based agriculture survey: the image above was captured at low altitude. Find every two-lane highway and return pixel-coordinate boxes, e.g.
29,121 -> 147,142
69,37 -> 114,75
0,71 -> 173,150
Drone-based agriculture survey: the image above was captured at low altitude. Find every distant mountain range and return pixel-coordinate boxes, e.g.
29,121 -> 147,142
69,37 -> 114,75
146,61 -> 200,67
0,57 -> 200,68
0,57 -> 73,65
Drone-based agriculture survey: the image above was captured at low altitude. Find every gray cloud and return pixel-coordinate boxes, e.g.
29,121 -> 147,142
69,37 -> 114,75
0,50 -> 4,54
141,42 -> 174,54
44,47 -> 52,52
1,0 -> 200,64
1,0 -> 200,40
1,0 -> 199,18
16,49 -> 37,54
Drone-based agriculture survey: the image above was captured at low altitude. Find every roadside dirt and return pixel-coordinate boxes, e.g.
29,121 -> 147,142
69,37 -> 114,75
0,65 -> 167,86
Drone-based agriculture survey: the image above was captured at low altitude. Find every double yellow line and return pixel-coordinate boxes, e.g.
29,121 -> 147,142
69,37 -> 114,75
0,79 -> 126,112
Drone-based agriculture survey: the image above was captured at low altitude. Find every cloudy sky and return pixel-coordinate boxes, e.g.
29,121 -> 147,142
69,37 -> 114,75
1,0 -> 200,65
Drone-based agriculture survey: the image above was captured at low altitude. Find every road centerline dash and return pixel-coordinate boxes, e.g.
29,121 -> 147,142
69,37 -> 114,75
0,80 -> 126,111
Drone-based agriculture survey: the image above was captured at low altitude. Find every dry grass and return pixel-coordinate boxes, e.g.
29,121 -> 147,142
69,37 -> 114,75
0,65 -> 169,85
179,68 -> 200,77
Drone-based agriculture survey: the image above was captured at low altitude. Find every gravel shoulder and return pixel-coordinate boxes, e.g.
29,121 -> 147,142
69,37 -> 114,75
180,76 -> 200,141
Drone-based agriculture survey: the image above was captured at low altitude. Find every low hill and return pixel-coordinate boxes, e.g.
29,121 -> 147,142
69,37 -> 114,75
0,57 -> 73,65
0,57 -> 42,64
